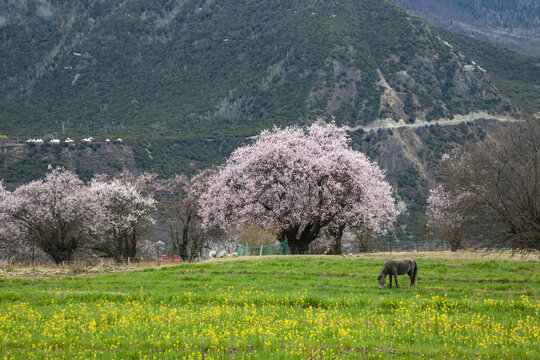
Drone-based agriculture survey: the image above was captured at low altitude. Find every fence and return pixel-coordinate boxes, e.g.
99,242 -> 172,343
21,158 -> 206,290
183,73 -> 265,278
339,239 -> 451,254
237,241 -> 290,256
235,238 -> 450,256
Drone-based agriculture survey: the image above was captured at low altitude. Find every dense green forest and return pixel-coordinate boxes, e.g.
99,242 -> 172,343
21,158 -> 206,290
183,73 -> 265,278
0,0 -> 526,142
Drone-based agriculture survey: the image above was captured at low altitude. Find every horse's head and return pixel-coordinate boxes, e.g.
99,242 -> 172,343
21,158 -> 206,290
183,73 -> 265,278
377,274 -> 385,289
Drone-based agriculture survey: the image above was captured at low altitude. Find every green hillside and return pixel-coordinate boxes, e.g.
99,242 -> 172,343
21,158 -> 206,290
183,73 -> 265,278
0,0 -> 524,141
393,0 -> 540,57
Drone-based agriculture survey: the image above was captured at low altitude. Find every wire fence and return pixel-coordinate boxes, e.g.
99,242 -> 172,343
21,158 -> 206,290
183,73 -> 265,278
362,238 -> 452,253
237,241 -> 290,256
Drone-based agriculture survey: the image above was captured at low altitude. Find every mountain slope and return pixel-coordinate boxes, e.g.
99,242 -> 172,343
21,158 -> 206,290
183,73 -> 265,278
392,0 -> 540,57
0,0 -> 519,141
436,28 -> 540,116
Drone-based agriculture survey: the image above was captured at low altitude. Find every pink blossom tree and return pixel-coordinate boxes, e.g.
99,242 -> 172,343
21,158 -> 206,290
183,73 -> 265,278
90,173 -> 156,260
0,169 -> 100,263
199,123 -> 398,254
427,184 -> 472,251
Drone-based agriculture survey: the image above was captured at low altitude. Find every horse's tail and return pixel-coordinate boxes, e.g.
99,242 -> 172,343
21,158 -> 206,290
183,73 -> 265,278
413,260 -> 418,286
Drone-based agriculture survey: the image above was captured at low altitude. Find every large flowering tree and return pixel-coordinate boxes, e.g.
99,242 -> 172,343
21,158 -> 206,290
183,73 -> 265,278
0,169 -> 157,264
0,169 -> 100,263
199,123 -> 398,253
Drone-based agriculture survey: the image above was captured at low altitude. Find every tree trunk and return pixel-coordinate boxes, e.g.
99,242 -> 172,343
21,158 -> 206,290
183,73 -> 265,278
449,231 -> 462,252
128,229 -> 137,258
181,227 -> 189,259
281,224 -> 321,254
50,250 -> 74,264
327,224 -> 345,255
114,230 -> 138,261
44,236 -> 76,264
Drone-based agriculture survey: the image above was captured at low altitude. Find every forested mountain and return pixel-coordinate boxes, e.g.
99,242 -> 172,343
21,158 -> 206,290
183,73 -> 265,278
1,0 -> 527,142
392,0 -> 540,57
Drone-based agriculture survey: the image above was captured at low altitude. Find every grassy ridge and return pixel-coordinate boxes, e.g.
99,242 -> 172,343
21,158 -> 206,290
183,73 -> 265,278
0,256 -> 539,359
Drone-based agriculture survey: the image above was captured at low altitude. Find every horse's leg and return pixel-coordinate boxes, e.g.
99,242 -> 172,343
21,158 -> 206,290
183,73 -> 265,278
389,274 -> 392,288
394,274 -> 399,288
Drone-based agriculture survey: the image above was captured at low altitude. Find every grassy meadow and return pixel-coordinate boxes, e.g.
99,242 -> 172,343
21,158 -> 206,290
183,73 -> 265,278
0,253 -> 539,359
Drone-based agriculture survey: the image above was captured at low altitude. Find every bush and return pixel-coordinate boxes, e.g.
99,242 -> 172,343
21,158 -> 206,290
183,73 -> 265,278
238,223 -> 279,247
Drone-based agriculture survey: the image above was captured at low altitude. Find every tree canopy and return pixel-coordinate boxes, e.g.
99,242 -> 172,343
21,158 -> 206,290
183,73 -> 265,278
427,120 -> 540,252
200,123 -> 398,253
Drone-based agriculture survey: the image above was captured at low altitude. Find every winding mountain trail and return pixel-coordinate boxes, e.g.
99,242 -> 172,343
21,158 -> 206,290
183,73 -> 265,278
350,111 -> 522,132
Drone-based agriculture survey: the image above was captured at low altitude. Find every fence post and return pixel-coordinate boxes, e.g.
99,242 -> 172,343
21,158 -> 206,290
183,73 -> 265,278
260,245 -> 264,256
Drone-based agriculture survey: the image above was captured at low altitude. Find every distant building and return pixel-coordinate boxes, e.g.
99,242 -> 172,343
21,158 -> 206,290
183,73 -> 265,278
50,139 -> 61,144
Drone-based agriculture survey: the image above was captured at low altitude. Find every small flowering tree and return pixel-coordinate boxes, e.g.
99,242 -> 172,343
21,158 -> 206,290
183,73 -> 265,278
0,184 -> 27,263
90,174 -> 156,260
427,184 -> 472,251
0,169 -> 100,263
200,123 -> 398,254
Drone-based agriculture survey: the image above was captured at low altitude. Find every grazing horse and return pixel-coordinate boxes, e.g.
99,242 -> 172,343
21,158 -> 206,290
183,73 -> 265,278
377,258 -> 417,289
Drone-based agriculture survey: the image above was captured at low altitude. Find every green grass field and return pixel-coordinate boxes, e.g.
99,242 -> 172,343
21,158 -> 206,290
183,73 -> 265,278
1,254 -> 539,359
